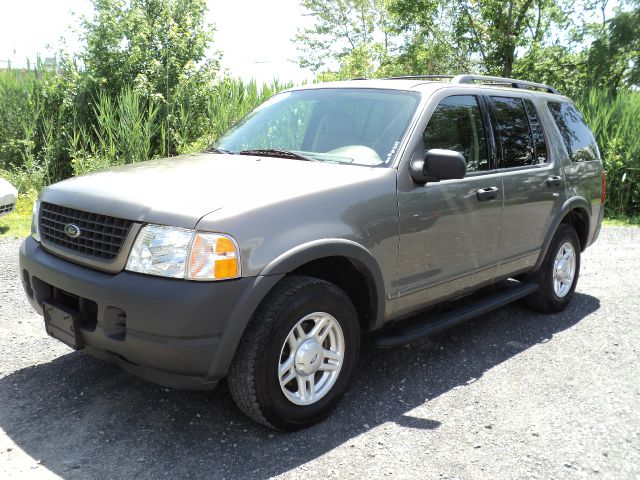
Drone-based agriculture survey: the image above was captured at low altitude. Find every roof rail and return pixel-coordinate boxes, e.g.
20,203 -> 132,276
384,75 -> 455,81
452,74 -> 559,94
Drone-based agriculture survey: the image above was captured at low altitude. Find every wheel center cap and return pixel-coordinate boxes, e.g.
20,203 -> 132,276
294,339 -> 323,375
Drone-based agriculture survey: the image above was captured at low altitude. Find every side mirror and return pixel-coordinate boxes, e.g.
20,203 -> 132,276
424,149 -> 467,181
409,145 -> 467,184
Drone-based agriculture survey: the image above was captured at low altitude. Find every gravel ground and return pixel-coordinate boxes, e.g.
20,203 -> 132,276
0,227 -> 639,479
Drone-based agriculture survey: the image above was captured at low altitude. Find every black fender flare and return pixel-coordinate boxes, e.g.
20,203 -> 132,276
260,239 -> 387,330
533,197 -> 591,271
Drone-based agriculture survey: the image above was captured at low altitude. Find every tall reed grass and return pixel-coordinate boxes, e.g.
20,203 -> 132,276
0,67 -> 48,190
0,65 -> 637,219
578,89 -> 640,217
0,64 -> 291,190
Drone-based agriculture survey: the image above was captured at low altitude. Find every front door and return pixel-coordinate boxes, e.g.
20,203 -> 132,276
395,94 -> 503,318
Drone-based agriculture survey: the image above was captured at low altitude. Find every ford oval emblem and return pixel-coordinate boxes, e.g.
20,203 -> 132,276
64,223 -> 81,239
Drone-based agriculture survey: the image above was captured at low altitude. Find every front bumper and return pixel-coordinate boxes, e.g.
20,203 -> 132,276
19,237 -> 283,389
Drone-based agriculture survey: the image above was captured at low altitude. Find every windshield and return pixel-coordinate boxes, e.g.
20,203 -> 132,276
212,88 -> 420,166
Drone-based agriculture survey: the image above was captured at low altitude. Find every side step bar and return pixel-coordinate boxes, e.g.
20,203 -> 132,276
373,282 -> 539,348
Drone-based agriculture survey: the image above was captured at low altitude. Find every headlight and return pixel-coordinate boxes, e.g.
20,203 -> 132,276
31,200 -> 41,242
125,225 -> 240,281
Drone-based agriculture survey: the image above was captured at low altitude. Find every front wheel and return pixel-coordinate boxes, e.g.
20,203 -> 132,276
522,223 -> 581,313
228,275 -> 360,430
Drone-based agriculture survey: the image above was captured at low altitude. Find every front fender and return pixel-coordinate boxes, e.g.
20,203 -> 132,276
207,239 -> 387,378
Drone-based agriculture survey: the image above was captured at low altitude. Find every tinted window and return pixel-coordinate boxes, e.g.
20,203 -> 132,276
423,95 -> 489,172
548,102 -> 598,162
523,100 -> 548,164
490,96 -> 535,168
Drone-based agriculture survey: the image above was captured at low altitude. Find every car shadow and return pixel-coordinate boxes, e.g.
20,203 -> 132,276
0,293 -> 600,479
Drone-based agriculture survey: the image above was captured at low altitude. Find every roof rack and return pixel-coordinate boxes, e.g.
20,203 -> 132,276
357,74 -> 560,94
452,74 -> 559,94
385,75 -> 455,81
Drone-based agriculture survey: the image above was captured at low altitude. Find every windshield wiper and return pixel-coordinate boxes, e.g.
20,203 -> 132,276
238,149 -> 318,162
205,147 -> 237,154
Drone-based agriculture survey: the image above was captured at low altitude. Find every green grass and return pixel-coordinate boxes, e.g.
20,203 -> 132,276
603,214 -> 640,227
0,192 -> 35,239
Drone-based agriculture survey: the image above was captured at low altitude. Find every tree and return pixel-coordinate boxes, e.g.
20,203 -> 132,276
81,0 -> 220,155
453,0 -> 569,77
82,0 -> 219,100
391,0 -> 568,77
386,0 -> 476,75
586,5 -> 640,92
512,45 -> 587,97
294,0 -> 392,78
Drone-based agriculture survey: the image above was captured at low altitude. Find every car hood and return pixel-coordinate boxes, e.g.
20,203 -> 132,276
41,153 -> 391,228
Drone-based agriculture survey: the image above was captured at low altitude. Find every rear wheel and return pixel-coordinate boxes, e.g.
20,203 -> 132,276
522,224 -> 581,313
228,275 -> 360,430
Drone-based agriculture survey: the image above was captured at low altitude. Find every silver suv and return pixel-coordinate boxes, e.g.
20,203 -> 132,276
19,75 -> 605,430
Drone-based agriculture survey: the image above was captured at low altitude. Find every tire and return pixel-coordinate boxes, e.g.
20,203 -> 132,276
522,223 -> 581,313
227,275 -> 360,431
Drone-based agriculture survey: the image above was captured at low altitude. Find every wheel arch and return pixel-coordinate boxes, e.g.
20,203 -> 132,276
533,198 -> 591,271
260,239 -> 386,332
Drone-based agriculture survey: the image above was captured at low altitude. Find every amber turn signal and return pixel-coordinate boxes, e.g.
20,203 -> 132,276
187,233 -> 240,280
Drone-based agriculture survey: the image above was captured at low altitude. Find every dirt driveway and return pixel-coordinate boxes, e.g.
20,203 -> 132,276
1,227 -> 639,479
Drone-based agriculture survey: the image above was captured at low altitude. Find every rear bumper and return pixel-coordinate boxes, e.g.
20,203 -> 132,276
19,237 -> 283,389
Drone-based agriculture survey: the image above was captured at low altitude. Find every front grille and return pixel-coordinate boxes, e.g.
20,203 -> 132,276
0,203 -> 14,214
40,202 -> 133,261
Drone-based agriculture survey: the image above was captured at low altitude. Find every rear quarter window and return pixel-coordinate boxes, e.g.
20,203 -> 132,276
548,102 -> 599,162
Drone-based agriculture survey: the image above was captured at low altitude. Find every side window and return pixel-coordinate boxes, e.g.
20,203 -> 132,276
523,100 -> 548,164
423,95 -> 489,172
548,102 -> 598,162
489,96 -> 535,168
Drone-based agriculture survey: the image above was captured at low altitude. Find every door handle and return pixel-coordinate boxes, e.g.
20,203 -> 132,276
546,176 -> 563,187
476,186 -> 499,201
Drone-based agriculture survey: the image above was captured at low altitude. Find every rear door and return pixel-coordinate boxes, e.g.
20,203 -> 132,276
394,92 -> 504,317
487,94 -> 565,276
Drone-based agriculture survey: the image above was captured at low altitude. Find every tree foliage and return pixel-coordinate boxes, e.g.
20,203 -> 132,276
295,0 -> 639,94
0,0 -> 228,186
451,0 -> 568,77
586,6 -> 640,92
295,0 -> 393,78
82,0 -> 219,99
385,1 -> 476,75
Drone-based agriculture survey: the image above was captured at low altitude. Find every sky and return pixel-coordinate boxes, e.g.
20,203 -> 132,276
0,0 -> 315,84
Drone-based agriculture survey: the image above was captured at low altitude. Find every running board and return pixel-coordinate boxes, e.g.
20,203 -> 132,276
373,282 -> 539,348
